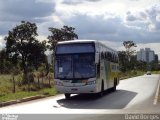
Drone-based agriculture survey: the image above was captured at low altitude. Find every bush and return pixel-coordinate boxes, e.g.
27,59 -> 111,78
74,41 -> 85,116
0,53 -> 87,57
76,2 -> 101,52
17,74 -> 23,87
21,72 -> 35,84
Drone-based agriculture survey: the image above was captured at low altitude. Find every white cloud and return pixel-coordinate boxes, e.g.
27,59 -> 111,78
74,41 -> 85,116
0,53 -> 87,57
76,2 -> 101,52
53,0 -> 160,43
156,14 -> 160,22
126,11 -> 147,22
148,23 -> 156,32
57,12 -> 160,43
37,15 -> 64,36
126,14 -> 137,21
61,14 -> 125,40
0,0 -> 160,53
0,0 -> 55,19
0,0 -> 56,35
145,5 -> 160,31
36,35 -> 48,42
61,0 -> 83,5
61,0 -> 102,5
100,40 -> 123,51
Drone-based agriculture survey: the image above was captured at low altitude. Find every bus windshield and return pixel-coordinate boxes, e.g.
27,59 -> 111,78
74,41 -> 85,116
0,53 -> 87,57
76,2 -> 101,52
55,54 -> 95,79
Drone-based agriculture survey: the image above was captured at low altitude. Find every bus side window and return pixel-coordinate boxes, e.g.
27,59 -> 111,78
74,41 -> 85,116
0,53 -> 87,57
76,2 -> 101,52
106,52 -> 109,61
111,54 -> 113,62
113,54 -> 115,62
109,52 -> 111,61
105,52 -> 107,61
111,53 -> 113,62
113,54 -> 116,62
101,52 -> 104,60
107,52 -> 109,61
116,56 -> 118,63
100,52 -> 102,60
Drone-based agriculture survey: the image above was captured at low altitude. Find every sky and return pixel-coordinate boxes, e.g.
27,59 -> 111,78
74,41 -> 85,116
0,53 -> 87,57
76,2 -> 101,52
0,0 -> 160,58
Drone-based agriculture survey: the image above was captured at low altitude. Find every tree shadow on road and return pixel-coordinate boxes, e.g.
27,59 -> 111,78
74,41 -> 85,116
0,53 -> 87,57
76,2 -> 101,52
56,89 -> 137,109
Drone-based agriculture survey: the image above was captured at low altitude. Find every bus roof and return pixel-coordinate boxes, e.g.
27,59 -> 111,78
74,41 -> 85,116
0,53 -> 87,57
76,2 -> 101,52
57,39 -> 117,53
57,39 -> 97,44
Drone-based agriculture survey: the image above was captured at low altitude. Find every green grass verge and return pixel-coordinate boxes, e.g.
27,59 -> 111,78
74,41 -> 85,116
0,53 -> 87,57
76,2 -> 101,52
152,71 -> 160,74
0,74 -> 56,103
1,70 -> 160,103
0,88 -> 56,102
119,70 -> 146,80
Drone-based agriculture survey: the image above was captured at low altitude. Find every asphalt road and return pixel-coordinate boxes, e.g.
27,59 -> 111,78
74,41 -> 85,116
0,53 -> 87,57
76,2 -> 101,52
0,74 -> 160,120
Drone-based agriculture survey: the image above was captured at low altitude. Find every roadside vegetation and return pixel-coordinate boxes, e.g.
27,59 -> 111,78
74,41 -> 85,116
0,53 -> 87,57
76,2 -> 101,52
118,41 -> 160,80
0,73 -> 56,102
0,21 -> 78,103
119,70 -> 146,80
0,20 -> 160,103
152,71 -> 160,74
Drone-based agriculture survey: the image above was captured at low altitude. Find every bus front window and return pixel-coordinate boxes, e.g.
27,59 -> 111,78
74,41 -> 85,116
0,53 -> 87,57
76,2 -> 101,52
74,54 -> 95,79
55,54 -> 96,79
55,55 -> 73,79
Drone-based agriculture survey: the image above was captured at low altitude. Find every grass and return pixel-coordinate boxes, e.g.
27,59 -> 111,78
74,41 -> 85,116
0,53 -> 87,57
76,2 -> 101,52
0,70 -> 160,103
119,70 -> 146,80
0,88 -> 56,102
0,74 -> 16,94
152,71 -> 160,74
0,74 -> 56,103
120,70 -> 160,80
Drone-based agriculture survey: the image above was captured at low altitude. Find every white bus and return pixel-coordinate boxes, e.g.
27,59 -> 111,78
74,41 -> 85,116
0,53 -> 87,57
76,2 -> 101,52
54,40 -> 119,99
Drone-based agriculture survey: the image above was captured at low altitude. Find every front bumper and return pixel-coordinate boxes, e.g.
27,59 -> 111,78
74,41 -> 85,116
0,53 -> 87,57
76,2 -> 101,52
55,84 -> 97,94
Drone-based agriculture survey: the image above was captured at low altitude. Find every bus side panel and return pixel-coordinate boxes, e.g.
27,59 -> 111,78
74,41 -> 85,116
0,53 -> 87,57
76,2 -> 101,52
99,59 -> 109,91
109,62 -> 119,88
101,60 -> 106,90
96,61 -> 101,93
104,60 -> 110,90
109,63 -> 115,88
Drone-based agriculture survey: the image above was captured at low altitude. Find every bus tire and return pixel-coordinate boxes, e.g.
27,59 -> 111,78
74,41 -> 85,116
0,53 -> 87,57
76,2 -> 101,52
98,81 -> 104,97
113,78 -> 117,91
64,93 -> 71,99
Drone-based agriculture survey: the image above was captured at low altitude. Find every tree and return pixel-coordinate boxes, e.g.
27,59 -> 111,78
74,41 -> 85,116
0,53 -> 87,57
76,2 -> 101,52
27,40 -> 47,70
135,60 -> 147,71
48,25 -> 78,54
0,49 -> 6,74
61,25 -> 78,41
118,51 -> 128,72
118,41 -> 137,72
123,41 -> 137,61
0,49 -> 15,74
4,21 -> 46,85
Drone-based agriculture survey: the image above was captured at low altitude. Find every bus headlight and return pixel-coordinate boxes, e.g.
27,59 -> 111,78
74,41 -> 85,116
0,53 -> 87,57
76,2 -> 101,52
87,80 -> 96,85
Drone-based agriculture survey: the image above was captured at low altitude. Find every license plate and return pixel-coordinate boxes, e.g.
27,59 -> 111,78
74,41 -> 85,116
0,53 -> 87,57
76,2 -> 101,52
71,88 -> 78,91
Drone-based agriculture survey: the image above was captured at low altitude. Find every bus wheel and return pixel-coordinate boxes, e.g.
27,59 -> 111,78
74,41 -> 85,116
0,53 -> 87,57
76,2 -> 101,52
64,94 -> 71,99
113,79 -> 117,91
98,81 -> 104,97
